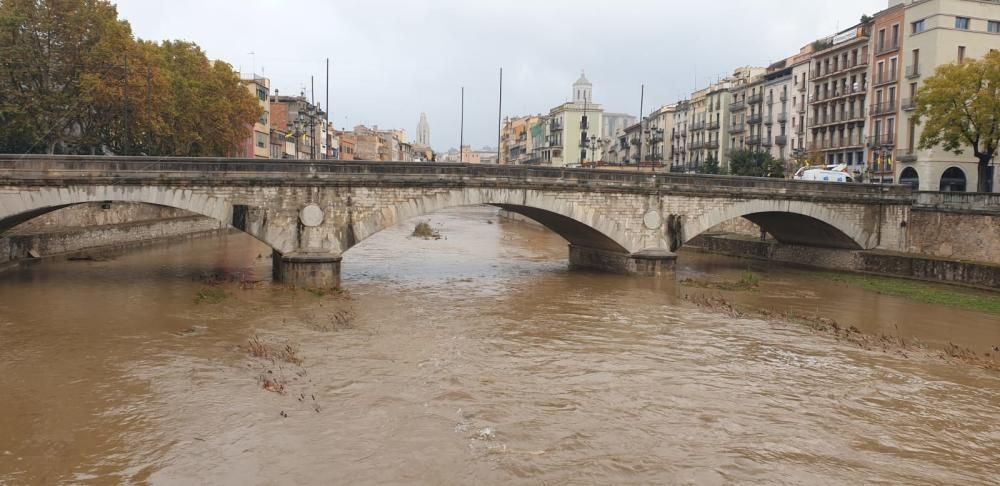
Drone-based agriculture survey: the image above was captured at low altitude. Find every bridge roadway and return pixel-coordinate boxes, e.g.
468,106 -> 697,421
0,155 -> 914,288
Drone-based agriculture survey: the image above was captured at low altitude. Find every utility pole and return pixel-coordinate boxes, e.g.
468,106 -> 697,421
326,58 -> 330,124
123,52 -> 130,156
459,87 -> 465,163
497,67 -> 502,164
638,84 -> 645,169
146,66 -> 152,153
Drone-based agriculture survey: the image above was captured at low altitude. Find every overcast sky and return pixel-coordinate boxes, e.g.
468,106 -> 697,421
114,0 -> 882,151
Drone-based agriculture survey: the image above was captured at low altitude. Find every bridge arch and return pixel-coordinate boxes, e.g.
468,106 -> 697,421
684,199 -> 872,250
347,188 -> 636,254
0,186 -> 291,253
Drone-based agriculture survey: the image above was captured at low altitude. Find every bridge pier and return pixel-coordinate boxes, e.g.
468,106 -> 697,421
568,245 -> 677,277
272,251 -> 342,289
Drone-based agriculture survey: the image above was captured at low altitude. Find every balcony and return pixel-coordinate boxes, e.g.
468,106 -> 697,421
875,42 -> 900,56
777,112 -> 788,123
870,100 -> 897,116
779,92 -> 788,102
747,93 -> 764,104
707,120 -> 720,130
796,126 -> 805,135
691,121 -> 706,131
906,64 -> 920,79
748,113 -> 763,124
763,115 -> 773,125
730,100 -> 746,112
842,137 -> 865,149
729,123 -> 746,134
747,136 -> 762,146
690,140 -> 705,150
873,71 -> 898,87
797,83 -> 807,93
811,56 -> 871,82
868,134 -> 895,147
896,147 -> 917,162
706,140 -> 720,149
901,98 -> 915,111
775,135 -> 788,146
550,120 -> 563,131
762,139 -> 773,148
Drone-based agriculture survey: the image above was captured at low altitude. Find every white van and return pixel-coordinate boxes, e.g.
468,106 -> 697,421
793,164 -> 854,183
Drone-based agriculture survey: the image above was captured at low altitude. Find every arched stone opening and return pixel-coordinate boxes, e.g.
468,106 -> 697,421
899,167 -> 919,189
685,200 -> 871,250
939,166 -> 967,192
741,212 -> 863,249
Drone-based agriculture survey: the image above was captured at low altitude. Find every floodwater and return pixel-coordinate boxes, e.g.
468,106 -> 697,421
1,206 -> 998,485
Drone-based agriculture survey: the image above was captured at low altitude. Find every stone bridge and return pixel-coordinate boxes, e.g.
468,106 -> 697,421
0,156 -> 913,288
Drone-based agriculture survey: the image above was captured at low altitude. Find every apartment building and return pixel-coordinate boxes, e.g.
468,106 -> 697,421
762,62 -> 795,162
648,104 -> 677,164
808,22 -> 871,175
542,74 -> 604,167
499,115 -> 542,165
868,3 -> 907,183
703,83 -> 731,165
670,100 -> 690,169
789,47 -> 814,161
745,77 -> 767,154
687,87 -> 710,168
895,0 -> 1000,192
237,74 -> 271,159
270,93 -> 328,160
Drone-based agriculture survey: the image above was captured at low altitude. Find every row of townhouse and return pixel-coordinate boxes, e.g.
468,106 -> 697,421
237,76 -> 432,162
644,0 -> 998,192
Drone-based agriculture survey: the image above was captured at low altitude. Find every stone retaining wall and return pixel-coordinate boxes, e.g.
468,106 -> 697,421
1,216 -> 225,265
907,209 -> 1000,265
686,233 -> 1000,290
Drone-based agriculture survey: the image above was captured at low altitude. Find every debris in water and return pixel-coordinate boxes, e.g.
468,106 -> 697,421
477,427 -> 496,440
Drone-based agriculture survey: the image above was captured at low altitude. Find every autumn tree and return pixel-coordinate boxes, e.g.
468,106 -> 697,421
913,50 -> 1000,192
0,0 -> 260,156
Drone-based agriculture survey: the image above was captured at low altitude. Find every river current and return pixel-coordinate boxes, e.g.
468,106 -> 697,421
1,206 -> 997,485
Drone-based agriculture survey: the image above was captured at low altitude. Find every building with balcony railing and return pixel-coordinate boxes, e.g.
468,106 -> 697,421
809,20 -> 871,172
893,0 -> 999,192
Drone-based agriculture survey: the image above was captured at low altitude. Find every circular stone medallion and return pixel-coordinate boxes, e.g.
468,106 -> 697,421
299,204 -> 325,227
642,210 -> 662,230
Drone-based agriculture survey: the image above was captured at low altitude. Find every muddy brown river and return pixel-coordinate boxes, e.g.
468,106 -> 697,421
1,206 -> 998,485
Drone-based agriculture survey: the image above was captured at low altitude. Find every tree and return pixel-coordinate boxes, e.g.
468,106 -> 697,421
913,50 -> 999,192
0,0 -> 260,156
728,149 -> 785,178
698,155 -> 721,174
0,0 -> 134,153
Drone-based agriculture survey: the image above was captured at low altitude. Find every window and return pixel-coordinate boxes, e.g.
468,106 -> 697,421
912,19 -> 925,33
990,21 -> 1000,33
958,46 -> 966,62
955,17 -> 970,30
891,24 -> 899,46
255,133 -> 267,149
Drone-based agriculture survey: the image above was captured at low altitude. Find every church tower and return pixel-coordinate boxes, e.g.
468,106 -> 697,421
573,71 -> 592,104
416,113 -> 430,146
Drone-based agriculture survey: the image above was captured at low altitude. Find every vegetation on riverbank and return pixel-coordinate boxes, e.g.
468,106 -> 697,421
683,293 -> 999,371
820,273 -> 1000,316
680,270 -> 761,291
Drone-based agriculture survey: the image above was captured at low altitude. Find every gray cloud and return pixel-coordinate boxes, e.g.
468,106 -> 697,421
114,0 -> 882,151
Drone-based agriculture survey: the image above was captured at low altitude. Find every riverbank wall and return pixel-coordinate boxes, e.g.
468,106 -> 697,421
686,233 -> 1000,290
0,203 -> 225,268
